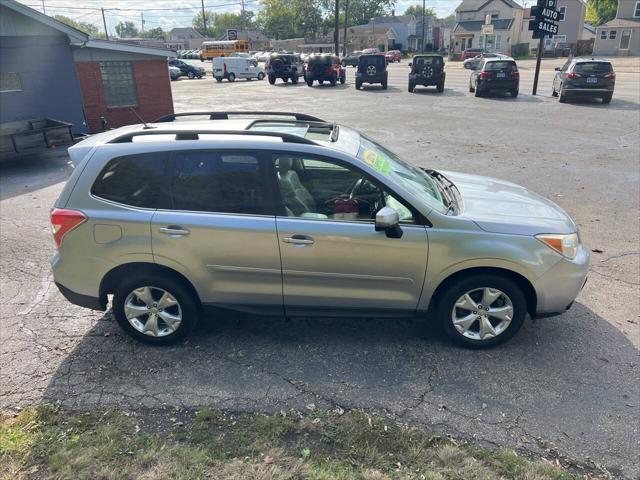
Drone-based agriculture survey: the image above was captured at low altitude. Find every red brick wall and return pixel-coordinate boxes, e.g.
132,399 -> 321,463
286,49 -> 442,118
75,59 -> 174,133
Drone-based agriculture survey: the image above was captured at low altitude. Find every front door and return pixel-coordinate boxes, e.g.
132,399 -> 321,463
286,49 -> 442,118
620,29 -> 632,50
270,153 -> 428,315
151,149 -> 283,312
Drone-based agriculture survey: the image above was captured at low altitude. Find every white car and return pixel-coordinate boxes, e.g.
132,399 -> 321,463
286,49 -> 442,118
212,57 -> 265,82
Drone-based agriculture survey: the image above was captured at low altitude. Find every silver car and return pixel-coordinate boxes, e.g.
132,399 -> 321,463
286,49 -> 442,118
51,112 -> 589,348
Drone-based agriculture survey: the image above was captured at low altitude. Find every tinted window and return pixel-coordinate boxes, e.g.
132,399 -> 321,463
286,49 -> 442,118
573,62 -> 612,74
92,153 -> 166,208
170,151 -> 266,214
484,61 -> 517,71
415,56 -> 442,67
309,56 -> 331,67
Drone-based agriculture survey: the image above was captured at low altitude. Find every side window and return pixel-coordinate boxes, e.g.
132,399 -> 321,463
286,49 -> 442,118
92,153 -> 166,208
170,150 -> 267,215
273,154 -> 414,223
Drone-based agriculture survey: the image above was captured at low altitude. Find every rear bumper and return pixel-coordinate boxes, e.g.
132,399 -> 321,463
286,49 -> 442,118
409,74 -> 445,86
478,79 -> 518,90
55,282 -> 106,311
564,87 -> 614,94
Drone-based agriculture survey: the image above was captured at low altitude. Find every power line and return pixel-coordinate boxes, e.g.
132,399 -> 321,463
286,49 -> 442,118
23,0 -> 258,12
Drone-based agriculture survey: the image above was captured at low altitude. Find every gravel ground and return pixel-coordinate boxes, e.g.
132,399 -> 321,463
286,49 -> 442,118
1,57 -> 638,478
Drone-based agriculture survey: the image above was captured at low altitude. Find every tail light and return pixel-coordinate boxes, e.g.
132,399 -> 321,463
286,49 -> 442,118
479,71 -> 490,79
511,70 -> 519,78
604,72 -> 616,79
567,72 -> 581,79
50,208 -> 86,247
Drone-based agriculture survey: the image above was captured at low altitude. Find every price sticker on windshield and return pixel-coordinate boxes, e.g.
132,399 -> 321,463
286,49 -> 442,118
361,148 -> 392,175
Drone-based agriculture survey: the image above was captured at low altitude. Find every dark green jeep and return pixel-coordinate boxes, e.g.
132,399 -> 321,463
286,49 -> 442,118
408,54 -> 445,93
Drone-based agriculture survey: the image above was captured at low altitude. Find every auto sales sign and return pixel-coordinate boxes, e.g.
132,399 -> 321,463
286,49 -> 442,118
528,0 -> 559,38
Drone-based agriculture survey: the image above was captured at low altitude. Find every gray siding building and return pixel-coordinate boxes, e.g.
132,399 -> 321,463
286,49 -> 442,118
594,0 -> 640,56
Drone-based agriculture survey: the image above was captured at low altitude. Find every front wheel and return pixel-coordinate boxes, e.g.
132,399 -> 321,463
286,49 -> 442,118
340,73 -> 346,84
355,80 -> 362,90
330,73 -> 337,87
113,275 -> 200,346
187,71 -> 195,79
435,274 -> 527,349
268,74 -> 276,85
291,75 -> 299,84
215,77 -> 222,83
408,81 -> 415,93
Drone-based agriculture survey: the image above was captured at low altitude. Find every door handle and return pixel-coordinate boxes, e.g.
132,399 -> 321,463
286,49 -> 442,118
159,225 -> 190,236
283,234 -> 314,245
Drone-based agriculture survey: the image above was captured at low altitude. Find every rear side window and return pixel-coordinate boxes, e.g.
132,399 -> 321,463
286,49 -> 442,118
170,151 -> 267,214
573,62 -> 612,74
484,61 -> 517,71
92,153 -> 166,208
415,57 -> 442,67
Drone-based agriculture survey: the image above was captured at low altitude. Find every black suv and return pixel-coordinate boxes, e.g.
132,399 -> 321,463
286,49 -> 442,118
552,58 -> 615,104
266,53 -> 305,84
168,59 -> 206,79
408,55 -> 445,93
355,54 -> 388,90
469,57 -> 519,98
305,54 -> 346,87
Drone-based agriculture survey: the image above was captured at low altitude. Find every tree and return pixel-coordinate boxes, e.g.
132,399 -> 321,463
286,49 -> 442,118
585,0 -> 617,25
115,21 -> 139,38
346,0 -> 395,25
53,14 -> 100,36
403,5 -> 436,17
256,0 -> 323,39
193,11 -> 254,39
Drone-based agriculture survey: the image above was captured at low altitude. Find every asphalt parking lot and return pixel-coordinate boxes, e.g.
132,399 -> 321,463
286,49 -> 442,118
1,57 -> 639,478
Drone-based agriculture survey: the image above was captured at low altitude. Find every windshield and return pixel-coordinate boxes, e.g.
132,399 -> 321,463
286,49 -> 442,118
356,136 -> 446,213
573,62 -> 612,74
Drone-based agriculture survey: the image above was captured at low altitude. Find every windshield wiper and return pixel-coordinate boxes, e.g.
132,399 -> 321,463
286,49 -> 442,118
424,169 -> 459,214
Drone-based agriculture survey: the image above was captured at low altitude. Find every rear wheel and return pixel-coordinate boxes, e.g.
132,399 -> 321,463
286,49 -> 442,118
559,87 -> 567,103
268,74 -> 276,85
474,81 -> 482,97
435,274 -> 527,349
187,71 -> 195,79
340,73 -> 346,84
510,88 -> 518,98
257,72 -> 264,80
551,85 -> 558,97
437,82 -> 444,93
408,81 -> 415,93
215,77 -> 222,83
330,73 -> 337,86
355,80 -> 362,90
382,79 -> 388,90
306,78 -> 314,87
602,93 -> 612,104
291,75 -> 299,84
228,72 -> 236,82
319,79 -> 324,85
113,275 -> 200,346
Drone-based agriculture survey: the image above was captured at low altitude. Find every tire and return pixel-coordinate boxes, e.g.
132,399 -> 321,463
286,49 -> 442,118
510,88 -> 519,98
340,73 -> 346,84
435,274 -> 527,349
408,81 -> 414,93
551,85 -> 558,97
187,71 -> 195,79
306,78 -> 313,87
330,73 -> 337,87
474,81 -> 482,97
559,87 -> 567,103
113,274 -> 200,346
342,61 -> 346,67
268,74 -> 276,85
319,79 -> 324,85
228,73 -> 236,82
469,81 -> 474,93
602,93 -> 612,104
257,72 -> 264,80
291,75 -> 299,84
437,82 -> 444,93
382,80 -> 388,90
355,80 -> 361,90
283,77 -> 289,83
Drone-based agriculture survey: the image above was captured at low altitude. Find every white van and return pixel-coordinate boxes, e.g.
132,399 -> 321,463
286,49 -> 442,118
212,57 -> 265,82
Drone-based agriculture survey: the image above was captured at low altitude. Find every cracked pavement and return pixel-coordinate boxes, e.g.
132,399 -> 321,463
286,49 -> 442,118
1,59 -> 639,478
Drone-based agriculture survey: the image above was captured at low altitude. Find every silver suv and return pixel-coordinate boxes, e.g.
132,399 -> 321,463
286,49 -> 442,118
51,112 -> 589,348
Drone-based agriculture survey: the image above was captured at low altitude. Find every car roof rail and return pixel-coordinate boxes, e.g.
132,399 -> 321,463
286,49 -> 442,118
153,111 -> 326,123
107,129 -> 318,145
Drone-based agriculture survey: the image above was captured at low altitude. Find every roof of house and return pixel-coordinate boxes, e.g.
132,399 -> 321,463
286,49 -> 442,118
1,0 -> 88,42
456,0 -> 522,13
369,15 -> 416,24
454,18 -> 514,32
597,18 -> 640,28
583,23 -> 596,33
169,27 -> 204,38
347,25 -> 398,37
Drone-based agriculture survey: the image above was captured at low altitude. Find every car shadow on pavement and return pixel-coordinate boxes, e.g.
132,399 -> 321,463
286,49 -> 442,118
559,97 -> 639,111
411,88 -> 466,96
357,85 -> 403,93
39,299 -> 639,479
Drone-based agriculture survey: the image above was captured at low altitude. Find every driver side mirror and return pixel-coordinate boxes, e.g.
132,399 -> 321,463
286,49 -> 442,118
554,67 -> 561,71
375,206 -> 403,239
408,62 -> 412,67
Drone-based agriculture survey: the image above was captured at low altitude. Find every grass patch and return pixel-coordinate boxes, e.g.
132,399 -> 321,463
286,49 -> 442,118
1,406 -> 608,480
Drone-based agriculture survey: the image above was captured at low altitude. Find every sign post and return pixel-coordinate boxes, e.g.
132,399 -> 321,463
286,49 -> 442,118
529,0 -> 559,95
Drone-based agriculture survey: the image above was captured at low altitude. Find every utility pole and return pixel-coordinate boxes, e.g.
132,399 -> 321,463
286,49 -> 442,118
334,0 -> 340,55
421,0 -> 426,53
140,13 -> 145,33
41,0 -> 45,14
241,0 -> 245,29
101,8 -> 109,40
532,36 -> 544,95
201,0 -> 208,37
342,0 -> 349,56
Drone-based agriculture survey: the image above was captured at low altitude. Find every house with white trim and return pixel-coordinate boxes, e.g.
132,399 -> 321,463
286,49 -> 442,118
593,0 -> 640,55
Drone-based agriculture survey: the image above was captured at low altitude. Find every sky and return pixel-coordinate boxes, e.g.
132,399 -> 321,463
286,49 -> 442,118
18,0 -> 525,35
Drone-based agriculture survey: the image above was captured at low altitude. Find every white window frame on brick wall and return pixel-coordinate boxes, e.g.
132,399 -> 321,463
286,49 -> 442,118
99,61 -> 139,108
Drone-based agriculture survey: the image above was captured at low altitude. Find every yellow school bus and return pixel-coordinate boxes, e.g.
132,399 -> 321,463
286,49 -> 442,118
200,40 -> 250,60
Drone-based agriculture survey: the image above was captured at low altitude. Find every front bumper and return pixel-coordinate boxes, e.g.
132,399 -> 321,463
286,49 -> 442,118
532,244 -> 590,317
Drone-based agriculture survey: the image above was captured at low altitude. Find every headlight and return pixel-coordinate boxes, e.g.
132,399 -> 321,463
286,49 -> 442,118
536,233 -> 579,259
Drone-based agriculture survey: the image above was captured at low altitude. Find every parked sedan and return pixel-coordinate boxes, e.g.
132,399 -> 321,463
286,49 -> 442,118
463,52 -> 509,70
552,58 -> 615,104
341,50 -> 362,67
469,57 -> 519,97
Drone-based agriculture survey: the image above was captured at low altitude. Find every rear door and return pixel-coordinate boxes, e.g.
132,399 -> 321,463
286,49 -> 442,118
150,149 -> 283,312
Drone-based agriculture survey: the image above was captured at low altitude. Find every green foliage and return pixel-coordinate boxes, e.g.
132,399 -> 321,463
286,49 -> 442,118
53,14 -> 100,36
256,0 -> 324,40
347,0 -> 396,25
115,21 -> 139,38
404,4 -> 437,17
585,0 -> 618,25
192,11 -> 255,39
142,26 -> 166,39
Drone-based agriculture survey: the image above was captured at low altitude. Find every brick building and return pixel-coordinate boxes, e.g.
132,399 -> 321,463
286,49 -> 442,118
1,0 -> 175,134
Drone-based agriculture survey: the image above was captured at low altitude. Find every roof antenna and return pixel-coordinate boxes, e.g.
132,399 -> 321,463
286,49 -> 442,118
129,107 -> 153,129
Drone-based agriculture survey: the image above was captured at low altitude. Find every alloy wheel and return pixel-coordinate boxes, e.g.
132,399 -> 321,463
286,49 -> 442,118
366,65 -> 377,76
124,286 -> 182,337
451,287 -> 514,341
